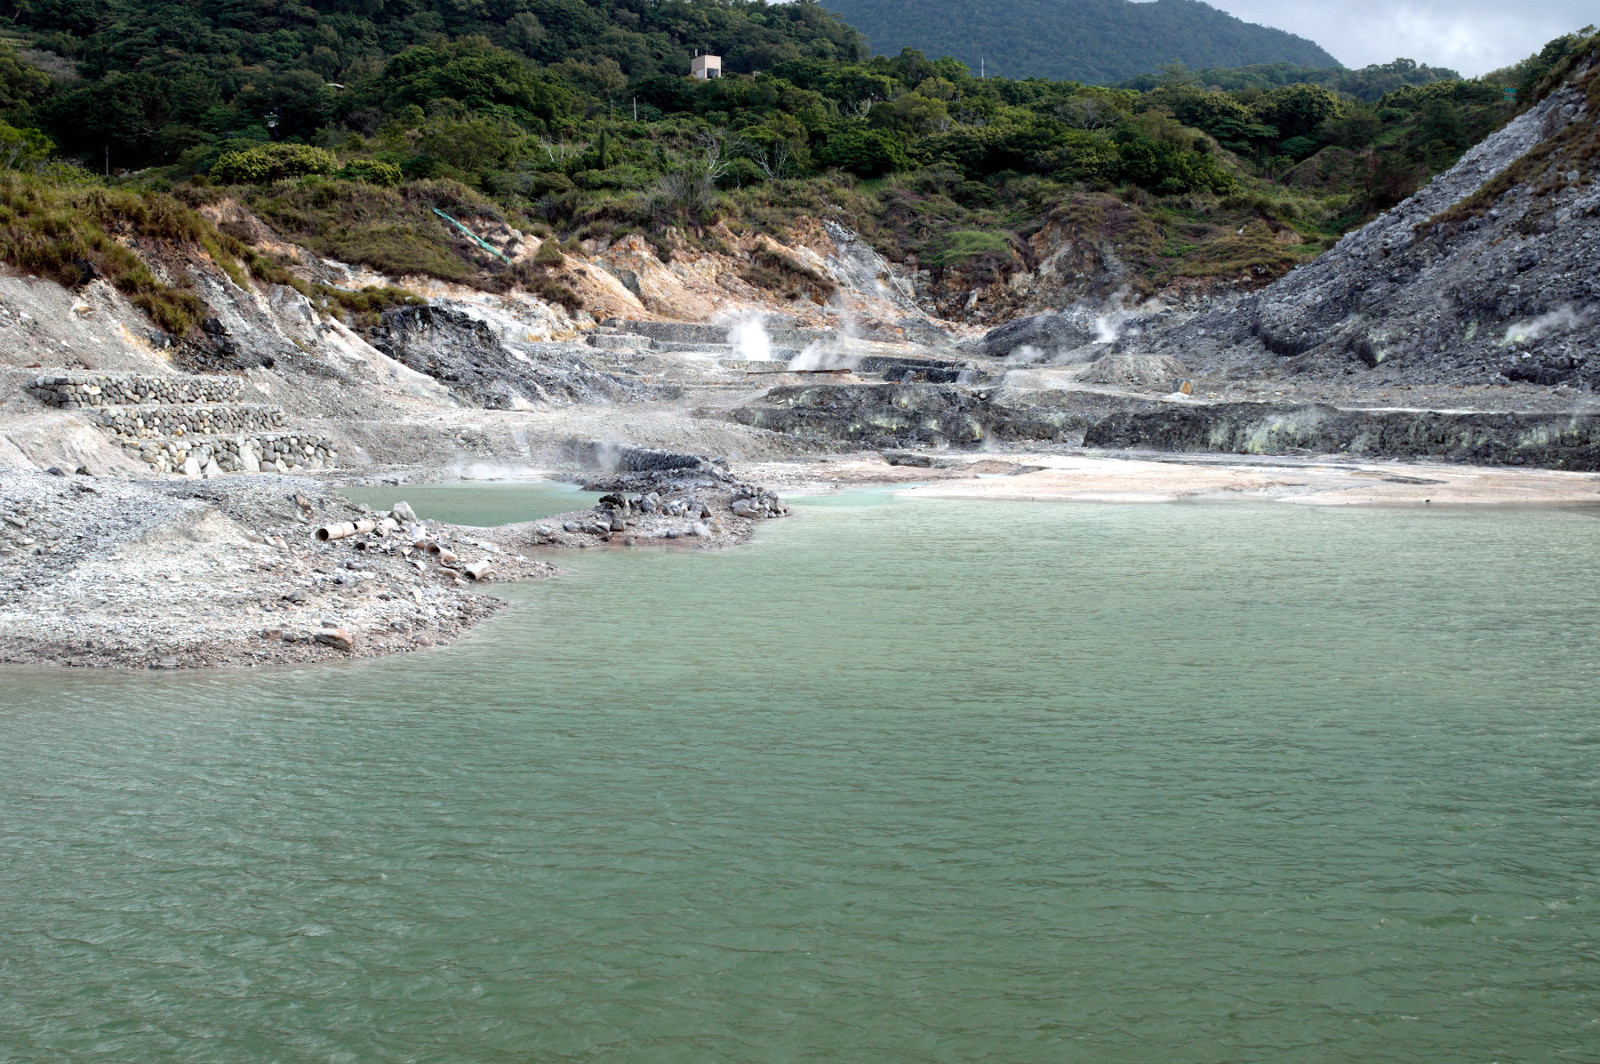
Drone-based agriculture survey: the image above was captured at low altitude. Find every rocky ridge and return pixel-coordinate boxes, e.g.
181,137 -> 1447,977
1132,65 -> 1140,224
1127,73 -> 1600,388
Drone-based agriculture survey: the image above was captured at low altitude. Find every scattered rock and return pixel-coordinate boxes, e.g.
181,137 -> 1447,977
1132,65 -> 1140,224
314,626 -> 354,651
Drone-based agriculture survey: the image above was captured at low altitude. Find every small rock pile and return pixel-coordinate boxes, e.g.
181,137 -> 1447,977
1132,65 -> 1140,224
1077,353 -> 1193,391
28,372 -> 244,408
590,489 -> 717,538
730,486 -> 790,518
520,474 -> 790,550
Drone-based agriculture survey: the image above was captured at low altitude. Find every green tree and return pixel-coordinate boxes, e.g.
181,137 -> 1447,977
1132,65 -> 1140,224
1112,122 -> 1234,194
815,123 -> 909,177
417,116 -> 515,172
550,58 -> 627,101
1252,83 -> 1344,140
868,93 -> 951,134
1412,97 -> 1469,165
0,120 -> 55,168
0,49 -> 52,119
42,71 -> 173,164
365,37 -> 571,129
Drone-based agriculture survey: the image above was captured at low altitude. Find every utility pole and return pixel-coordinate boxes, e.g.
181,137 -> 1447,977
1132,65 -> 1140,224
104,145 -> 109,177
633,96 -> 638,122
980,57 -> 985,79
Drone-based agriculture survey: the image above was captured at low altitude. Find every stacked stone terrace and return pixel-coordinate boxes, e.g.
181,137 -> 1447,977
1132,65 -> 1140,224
90,404 -> 286,440
28,373 -> 243,407
28,371 -> 336,476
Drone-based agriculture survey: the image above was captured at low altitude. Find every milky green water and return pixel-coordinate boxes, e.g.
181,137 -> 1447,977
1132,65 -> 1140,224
3,492 -> 1599,1063
340,480 -> 600,526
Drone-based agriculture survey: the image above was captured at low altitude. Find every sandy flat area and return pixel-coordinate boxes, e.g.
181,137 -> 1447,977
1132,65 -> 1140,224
743,451 -> 1600,507
901,454 -> 1600,506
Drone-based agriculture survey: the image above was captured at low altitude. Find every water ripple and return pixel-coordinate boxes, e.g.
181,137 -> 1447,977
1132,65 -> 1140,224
2,496 -> 1598,1062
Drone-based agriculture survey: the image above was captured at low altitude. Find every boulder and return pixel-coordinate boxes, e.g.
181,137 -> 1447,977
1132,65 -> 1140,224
314,626 -> 354,652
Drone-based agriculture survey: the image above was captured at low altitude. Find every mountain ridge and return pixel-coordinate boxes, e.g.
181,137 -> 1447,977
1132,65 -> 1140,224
826,0 -> 1340,83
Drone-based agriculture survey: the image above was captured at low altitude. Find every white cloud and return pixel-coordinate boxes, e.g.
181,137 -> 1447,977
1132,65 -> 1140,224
1204,1 -> 1594,76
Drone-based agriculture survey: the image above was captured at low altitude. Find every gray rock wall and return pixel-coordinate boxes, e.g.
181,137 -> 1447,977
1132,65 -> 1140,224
371,305 -> 635,408
1084,402 -> 1600,470
720,383 -> 1138,448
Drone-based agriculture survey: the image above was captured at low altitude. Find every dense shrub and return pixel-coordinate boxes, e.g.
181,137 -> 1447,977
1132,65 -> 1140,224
212,144 -> 337,184
336,158 -> 404,186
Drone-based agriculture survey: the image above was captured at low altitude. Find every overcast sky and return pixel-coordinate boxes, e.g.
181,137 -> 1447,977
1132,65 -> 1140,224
1198,1 -> 1595,76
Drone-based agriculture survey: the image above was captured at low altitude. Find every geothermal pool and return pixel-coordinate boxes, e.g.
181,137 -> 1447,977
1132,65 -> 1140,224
3,491 -> 1598,1062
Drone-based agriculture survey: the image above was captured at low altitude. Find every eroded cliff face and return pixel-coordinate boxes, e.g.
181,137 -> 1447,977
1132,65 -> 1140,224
1128,71 -> 1600,390
582,216 -> 950,341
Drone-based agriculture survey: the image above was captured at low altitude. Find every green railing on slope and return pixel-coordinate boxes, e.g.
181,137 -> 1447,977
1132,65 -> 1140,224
431,207 -> 512,265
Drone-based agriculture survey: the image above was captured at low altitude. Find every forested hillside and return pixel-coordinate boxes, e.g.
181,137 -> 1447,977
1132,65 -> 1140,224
0,0 -> 1587,337
1,0 -> 866,165
826,0 -> 1338,83
1120,58 -> 1462,101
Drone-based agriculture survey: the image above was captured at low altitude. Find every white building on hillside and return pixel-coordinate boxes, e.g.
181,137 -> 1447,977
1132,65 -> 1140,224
690,53 -> 721,79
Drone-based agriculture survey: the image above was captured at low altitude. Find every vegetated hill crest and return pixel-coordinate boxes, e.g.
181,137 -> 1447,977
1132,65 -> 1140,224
826,0 -> 1340,83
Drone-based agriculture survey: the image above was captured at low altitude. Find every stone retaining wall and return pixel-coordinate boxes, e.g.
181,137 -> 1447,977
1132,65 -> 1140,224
91,404 -> 285,440
132,433 -> 338,476
29,372 -> 244,408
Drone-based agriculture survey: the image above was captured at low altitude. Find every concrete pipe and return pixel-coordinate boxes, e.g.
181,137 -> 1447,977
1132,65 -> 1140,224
317,518 -> 381,542
315,522 -> 358,542
463,560 -> 493,581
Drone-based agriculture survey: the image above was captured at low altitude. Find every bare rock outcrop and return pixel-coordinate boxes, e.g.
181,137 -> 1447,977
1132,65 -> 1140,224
962,308 -> 1100,359
1142,76 -> 1600,389
369,304 -> 637,408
